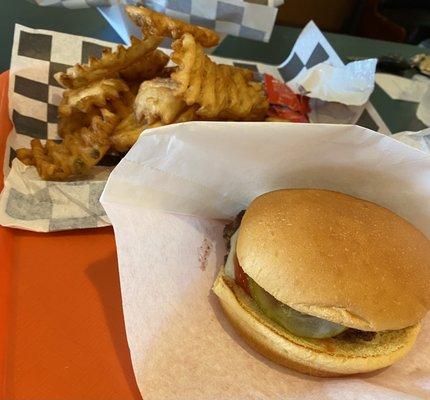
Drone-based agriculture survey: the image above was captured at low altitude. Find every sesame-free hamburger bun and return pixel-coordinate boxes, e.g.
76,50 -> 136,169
213,189 -> 430,376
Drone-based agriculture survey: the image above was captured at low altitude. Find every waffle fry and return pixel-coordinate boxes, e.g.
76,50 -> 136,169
58,109 -> 96,138
171,33 -> 268,120
119,49 -> 169,82
134,78 -> 186,125
55,36 -> 163,89
15,148 -> 34,166
17,6 -> 270,181
110,112 -> 160,153
126,5 -> 219,48
25,109 -> 118,181
111,105 -> 198,153
59,79 -> 130,116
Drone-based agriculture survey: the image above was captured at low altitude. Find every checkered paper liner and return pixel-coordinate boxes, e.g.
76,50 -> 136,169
0,23 -> 385,232
28,0 -> 281,43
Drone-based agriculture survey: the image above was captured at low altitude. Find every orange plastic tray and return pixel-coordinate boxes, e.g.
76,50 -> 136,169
0,71 -> 142,400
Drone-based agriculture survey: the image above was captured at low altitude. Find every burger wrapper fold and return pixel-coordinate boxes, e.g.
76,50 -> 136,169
100,121 -> 430,400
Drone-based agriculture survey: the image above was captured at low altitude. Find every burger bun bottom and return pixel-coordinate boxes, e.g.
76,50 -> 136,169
213,269 -> 420,377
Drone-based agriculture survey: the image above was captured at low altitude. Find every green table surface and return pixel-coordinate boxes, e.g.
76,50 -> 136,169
1,0 -> 429,133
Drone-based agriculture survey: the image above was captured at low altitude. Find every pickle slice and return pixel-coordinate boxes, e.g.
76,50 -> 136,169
248,278 -> 347,339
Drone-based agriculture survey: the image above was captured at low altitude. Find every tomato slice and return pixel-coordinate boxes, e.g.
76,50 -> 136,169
234,260 -> 250,295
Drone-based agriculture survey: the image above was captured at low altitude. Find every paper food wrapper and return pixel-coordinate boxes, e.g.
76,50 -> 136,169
0,22 -> 377,232
100,121 -> 430,400
392,128 -> 430,153
28,0 -> 281,43
418,86 -> 430,127
375,73 -> 430,127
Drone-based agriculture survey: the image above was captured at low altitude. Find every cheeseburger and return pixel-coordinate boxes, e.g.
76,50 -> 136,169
213,189 -> 430,377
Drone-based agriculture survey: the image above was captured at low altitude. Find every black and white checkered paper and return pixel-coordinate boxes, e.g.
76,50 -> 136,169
0,23 -> 385,232
29,0 -> 280,43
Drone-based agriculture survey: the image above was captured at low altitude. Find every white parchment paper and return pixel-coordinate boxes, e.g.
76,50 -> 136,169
101,121 -> 430,400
